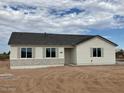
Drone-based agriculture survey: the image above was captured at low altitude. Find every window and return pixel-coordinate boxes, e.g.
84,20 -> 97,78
91,48 -> 103,57
21,48 -> 27,58
97,48 -> 101,57
46,48 -> 50,57
51,48 -> 56,57
21,48 -> 32,58
27,48 -> 32,58
93,48 -> 97,57
46,48 -> 57,58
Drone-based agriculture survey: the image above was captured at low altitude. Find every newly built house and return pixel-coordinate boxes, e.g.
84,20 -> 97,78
8,32 -> 117,69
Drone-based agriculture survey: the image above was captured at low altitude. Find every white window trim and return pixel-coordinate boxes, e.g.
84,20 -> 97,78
45,47 -> 58,59
20,48 -> 33,59
91,48 -> 104,58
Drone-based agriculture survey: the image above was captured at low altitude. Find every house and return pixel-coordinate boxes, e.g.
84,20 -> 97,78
8,32 -> 118,69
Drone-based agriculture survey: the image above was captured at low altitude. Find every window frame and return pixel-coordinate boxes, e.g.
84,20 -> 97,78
91,48 -> 103,57
20,48 -> 32,59
45,48 -> 57,58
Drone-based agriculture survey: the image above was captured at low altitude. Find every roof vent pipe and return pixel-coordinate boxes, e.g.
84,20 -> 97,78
44,32 -> 47,38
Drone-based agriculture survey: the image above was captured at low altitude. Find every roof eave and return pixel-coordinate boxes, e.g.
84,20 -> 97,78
96,35 -> 118,47
75,35 -> 118,47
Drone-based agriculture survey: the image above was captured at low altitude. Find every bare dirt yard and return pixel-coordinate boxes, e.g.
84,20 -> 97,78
0,61 -> 124,93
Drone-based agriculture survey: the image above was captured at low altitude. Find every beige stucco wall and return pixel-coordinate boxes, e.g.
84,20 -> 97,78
10,37 -> 116,67
10,46 -> 65,59
10,47 -> 18,59
10,46 -> 65,69
76,37 -> 116,65
35,47 -> 43,59
58,47 -> 64,58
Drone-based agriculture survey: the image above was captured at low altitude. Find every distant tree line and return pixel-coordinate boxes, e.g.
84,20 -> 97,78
0,51 -> 10,61
116,49 -> 124,59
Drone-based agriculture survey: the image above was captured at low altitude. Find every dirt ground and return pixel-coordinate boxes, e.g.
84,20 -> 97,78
0,61 -> 124,93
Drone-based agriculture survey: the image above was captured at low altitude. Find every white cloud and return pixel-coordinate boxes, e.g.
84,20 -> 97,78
0,0 -> 124,52
102,35 -> 112,39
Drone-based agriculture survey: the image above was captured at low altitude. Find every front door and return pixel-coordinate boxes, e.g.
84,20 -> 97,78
64,48 -> 71,65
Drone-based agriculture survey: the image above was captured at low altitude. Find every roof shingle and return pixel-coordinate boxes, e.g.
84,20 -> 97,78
8,32 -> 117,46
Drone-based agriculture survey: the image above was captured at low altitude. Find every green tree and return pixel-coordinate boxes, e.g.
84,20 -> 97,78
116,49 -> 124,58
7,51 -> 10,55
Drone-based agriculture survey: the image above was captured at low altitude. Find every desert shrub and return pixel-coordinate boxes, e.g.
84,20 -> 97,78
0,52 -> 9,61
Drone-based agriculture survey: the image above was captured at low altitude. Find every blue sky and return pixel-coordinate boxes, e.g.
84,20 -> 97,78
0,0 -> 124,53
88,28 -> 124,48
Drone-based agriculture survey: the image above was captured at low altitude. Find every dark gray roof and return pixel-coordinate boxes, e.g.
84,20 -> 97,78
8,32 -> 118,46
